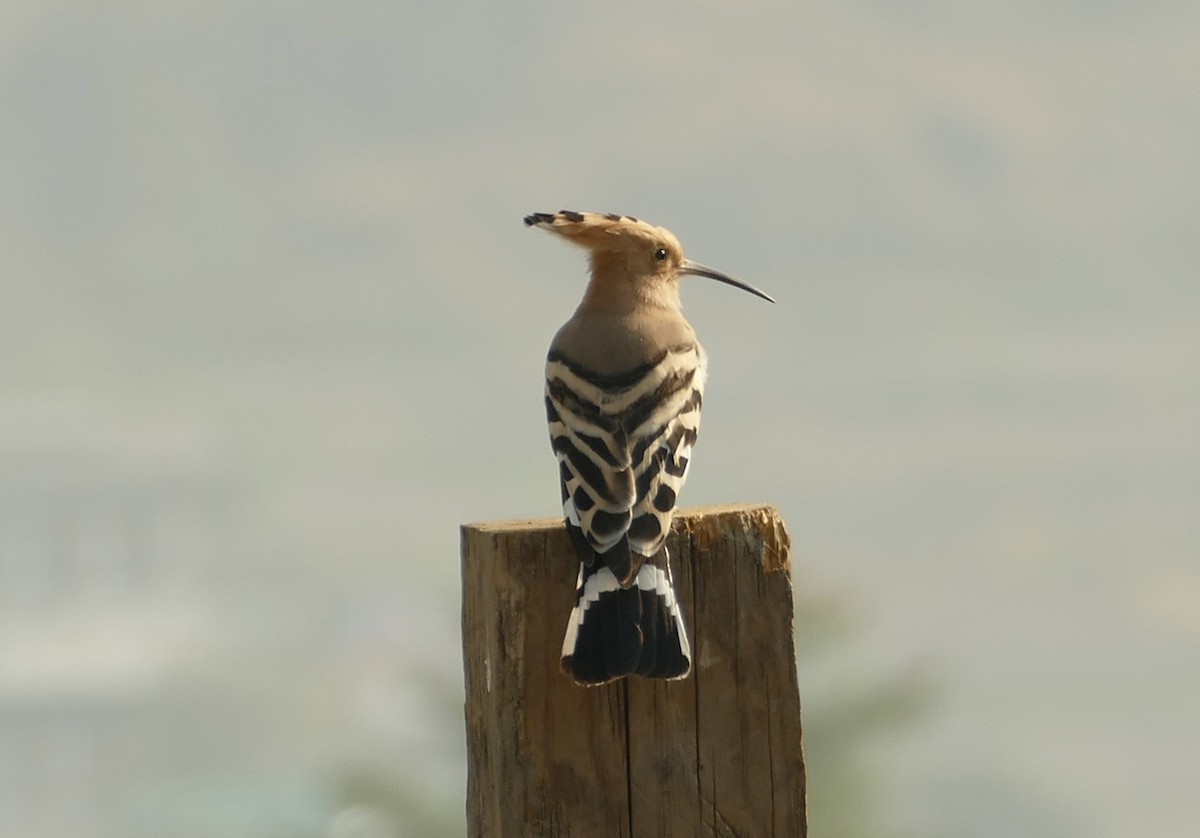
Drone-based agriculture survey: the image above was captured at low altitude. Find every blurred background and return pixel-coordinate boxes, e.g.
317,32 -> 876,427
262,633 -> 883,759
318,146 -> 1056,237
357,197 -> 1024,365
2,1 -> 1198,836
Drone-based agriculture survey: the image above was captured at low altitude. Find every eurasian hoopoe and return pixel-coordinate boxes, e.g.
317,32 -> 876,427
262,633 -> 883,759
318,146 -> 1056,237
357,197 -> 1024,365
526,210 -> 774,686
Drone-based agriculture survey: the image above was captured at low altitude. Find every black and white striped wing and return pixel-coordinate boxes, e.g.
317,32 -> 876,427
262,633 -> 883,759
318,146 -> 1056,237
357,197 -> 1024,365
622,347 -> 705,561
544,360 -> 637,578
545,345 -> 704,577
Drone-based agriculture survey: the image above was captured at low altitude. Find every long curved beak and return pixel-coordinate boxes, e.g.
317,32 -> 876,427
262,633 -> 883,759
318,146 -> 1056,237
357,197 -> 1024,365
680,260 -> 775,303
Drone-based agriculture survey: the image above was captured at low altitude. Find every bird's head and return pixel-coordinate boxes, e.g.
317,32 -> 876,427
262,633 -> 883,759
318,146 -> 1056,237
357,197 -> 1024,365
524,210 -> 774,310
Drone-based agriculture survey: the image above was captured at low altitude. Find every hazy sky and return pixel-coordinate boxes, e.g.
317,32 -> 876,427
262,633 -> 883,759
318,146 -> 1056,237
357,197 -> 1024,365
3,2 -> 1199,836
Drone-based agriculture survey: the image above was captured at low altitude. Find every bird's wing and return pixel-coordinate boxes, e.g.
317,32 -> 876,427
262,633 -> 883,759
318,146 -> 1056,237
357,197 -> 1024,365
546,345 -> 704,586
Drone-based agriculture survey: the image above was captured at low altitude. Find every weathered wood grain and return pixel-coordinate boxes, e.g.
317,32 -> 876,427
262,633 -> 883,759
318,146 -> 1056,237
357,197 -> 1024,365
461,504 -> 805,837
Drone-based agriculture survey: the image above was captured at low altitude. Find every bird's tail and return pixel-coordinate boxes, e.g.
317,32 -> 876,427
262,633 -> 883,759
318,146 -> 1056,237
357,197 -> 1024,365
560,549 -> 692,685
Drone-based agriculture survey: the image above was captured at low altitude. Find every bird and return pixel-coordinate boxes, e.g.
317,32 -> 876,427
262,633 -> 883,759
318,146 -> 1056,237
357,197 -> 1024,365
526,210 -> 774,685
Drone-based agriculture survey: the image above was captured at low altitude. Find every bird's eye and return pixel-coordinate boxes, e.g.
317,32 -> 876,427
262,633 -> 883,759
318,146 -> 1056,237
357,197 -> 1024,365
654,247 -> 669,261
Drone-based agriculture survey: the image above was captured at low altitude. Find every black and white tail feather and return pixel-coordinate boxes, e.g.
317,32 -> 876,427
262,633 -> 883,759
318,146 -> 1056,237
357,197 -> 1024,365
546,345 -> 703,685
560,557 -> 691,684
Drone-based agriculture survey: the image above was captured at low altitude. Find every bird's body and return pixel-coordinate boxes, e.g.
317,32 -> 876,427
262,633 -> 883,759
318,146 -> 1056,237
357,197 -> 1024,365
527,210 -> 773,686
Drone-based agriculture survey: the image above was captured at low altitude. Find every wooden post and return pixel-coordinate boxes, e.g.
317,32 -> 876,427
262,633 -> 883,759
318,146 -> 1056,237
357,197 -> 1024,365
461,503 -> 805,837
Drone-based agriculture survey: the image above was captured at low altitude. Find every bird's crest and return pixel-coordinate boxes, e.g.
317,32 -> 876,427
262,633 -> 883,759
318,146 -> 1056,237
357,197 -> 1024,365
524,210 -> 682,255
